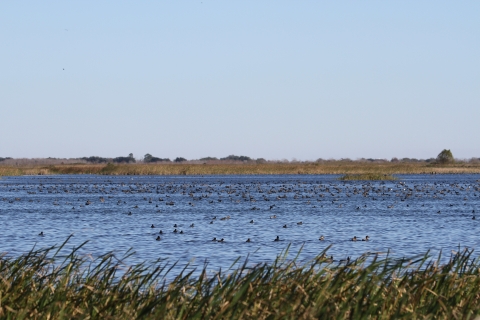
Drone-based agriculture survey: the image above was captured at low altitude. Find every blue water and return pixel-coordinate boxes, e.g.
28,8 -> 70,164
1,174 -> 479,273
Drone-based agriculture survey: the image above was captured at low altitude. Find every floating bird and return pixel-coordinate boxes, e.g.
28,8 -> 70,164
274,236 -> 280,242
246,238 -> 251,242
319,235 -> 324,241
156,236 -> 161,241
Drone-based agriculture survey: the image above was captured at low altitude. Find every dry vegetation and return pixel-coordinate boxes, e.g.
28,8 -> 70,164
1,161 -> 480,177
1,239 -> 480,319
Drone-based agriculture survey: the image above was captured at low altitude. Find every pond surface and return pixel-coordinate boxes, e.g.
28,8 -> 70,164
1,174 -> 479,273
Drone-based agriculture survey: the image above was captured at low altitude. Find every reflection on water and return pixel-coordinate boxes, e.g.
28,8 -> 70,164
0,174 -> 479,273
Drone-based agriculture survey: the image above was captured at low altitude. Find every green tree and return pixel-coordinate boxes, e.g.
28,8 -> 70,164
436,149 -> 454,164
144,154 -> 153,163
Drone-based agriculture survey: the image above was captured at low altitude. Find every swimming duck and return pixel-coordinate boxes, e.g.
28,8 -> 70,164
218,238 -> 224,242
319,235 -> 325,241
173,229 -> 178,233
250,220 -> 254,223
159,230 -> 163,234
151,224 -> 155,228
270,215 -> 277,219
351,236 -> 357,241
362,236 -> 369,241
156,236 -> 161,241
212,237 -> 217,241
180,230 -> 184,234
274,236 -> 280,242
38,231 -> 44,236
283,224 -> 287,228
190,223 -> 194,227
246,238 -> 251,242
297,222 -> 303,225
174,224 -> 178,227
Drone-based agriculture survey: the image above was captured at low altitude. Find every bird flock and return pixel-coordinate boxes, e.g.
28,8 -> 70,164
0,176 -> 479,263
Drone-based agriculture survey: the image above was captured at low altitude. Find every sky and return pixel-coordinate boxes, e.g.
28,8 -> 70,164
1,1 -> 479,161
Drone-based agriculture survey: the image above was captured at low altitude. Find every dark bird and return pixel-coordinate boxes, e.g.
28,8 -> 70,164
156,236 -> 161,241
246,238 -> 251,242
38,231 -> 44,236
151,224 -> 155,228
274,236 -> 280,242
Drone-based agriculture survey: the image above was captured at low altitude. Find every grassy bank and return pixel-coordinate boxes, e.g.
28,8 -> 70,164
1,240 -> 480,319
1,162 -> 480,176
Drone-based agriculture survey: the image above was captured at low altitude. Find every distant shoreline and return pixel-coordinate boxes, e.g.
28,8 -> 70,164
1,163 -> 480,176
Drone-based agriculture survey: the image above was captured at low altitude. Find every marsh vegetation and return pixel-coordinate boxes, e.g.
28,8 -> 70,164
1,239 -> 480,319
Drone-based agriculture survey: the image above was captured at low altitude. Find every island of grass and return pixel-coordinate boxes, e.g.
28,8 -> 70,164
338,173 -> 398,181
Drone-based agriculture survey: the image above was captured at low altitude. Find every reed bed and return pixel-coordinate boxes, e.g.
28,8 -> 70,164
1,239 -> 480,319
1,162 -> 480,176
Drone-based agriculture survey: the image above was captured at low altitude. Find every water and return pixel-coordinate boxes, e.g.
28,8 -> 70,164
1,174 -> 479,274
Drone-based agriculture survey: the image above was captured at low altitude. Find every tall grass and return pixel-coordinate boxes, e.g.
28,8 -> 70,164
1,162 -> 480,176
1,239 -> 480,319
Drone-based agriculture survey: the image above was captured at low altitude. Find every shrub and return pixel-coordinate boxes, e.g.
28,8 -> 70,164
174,157 -> 187,163
220,155 -> 252,161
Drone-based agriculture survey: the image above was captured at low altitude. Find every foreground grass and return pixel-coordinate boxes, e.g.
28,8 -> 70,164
1,162 -> 480,176
1,239 -> 480,319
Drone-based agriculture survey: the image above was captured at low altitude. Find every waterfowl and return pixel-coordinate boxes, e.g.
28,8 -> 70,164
156,236 -> 161,241
174,224 -> 178,227
283,224 -> 287,228
297,222 -> 303,225
246,238 -> 251,242
218,238 -> 224,242
190,223 -> 194,227
274,236 -> 280,242
351,236 -> 357,241
319,235 -> 325,241
38,231 -> 44,236
250,220 -> 254,223
180,230 -> 184,234
210,221 -> 214,224
173,229 -> 178,233
151,224 -> 155,228
212,237 -> 217,241
362,236 -> 369,241
159,230 -> 163,234
270,215 -> 277,219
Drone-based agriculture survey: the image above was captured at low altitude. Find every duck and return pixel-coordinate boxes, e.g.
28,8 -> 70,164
283,224 -> 287,228
250,220 -> 254,223
38,231 -> 44,236
190,223 -> 194,227
156,236 -> 161,241
151,224 -> 155,228
362,236 -> 369,241
218,238 -> 224,242
173,229 -> 178,233
297,221 -> 303,225
351,236 -> 357,241
174,224 -> 178,227
270,215 -> 277,219
180,230 -> 184,234
274,236 -> 280,242
159,230 -> 163,234
212,237 -> 217,241
319,235 -> 325,241
246,238 -> 251,242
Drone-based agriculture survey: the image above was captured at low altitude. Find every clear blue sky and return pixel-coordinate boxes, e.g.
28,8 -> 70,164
1,1 -> 479,160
